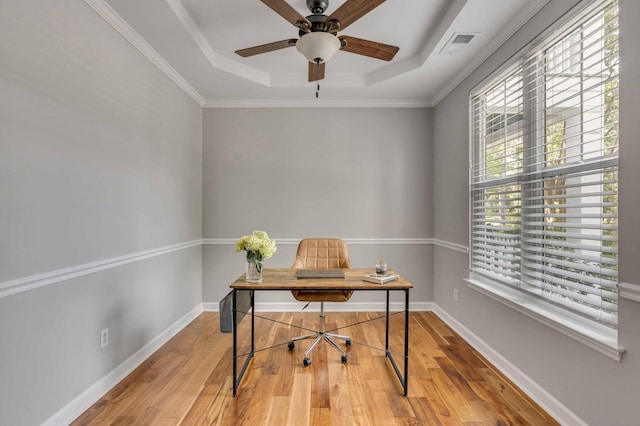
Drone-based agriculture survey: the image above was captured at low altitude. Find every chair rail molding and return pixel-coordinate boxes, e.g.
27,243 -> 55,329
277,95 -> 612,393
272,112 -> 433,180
431,238 -> 469,254
0,239 -> 203,299
203,237 -> 434,245
619,282 -> 640,303
3,237 -> 461,299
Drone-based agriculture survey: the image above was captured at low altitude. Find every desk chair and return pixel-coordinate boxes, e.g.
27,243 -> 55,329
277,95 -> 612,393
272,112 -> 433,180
288,238 -> 353,366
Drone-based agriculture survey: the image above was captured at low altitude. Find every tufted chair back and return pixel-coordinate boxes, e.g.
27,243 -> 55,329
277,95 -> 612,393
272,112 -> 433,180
292,238 -> 352,269
291,238 -> 353,302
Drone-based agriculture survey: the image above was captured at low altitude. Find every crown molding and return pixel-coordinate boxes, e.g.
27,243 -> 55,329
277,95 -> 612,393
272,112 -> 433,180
164,0 -> 269,87
86,0 -> 427,109
430,0 -> 550,106
83,0 -> 205,106
83,0 -> 551,110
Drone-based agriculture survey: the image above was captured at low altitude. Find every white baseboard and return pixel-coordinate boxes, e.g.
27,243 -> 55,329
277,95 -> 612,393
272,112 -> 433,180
431,304 -> 586,426
203,301 -> 433,312
42,304 -> 203,426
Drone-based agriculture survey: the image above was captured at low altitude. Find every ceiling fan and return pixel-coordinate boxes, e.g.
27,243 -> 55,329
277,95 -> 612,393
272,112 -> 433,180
235,0 -> 399,82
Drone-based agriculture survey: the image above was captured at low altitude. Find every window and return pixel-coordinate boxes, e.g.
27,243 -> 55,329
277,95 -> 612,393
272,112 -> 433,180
470,0 -> 619,329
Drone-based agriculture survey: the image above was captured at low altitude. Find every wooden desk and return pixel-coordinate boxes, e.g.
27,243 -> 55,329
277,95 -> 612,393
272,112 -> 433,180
229,268 -> 412,397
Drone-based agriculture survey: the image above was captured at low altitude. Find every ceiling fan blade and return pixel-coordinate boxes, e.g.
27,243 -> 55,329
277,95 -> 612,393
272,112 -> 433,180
308,61 -> 325,82
235,39 -> 297,57
260,0 -> 311,30
327,0 -> 385,31
339,36 -> 399,61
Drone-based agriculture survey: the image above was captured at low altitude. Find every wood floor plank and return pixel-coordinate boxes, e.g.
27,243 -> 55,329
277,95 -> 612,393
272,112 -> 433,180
310,407 -> 331,425
345,366 -> 378,426
329,395 -> 354,426
72,312 -> 559,426
434,356 -> 482,403
473,368 -> 554,425
287,373 -> 312,425
81,382 -> 150,425
407,396 -> 443,426
425,312 -> 456,336
359,313 -> 386,356
265,396 -> 290,426
327,355 -> 349,397
440,335 -> 489,382
179,381 -> 229,425
415,377 -> 464,426
367,379 -> 403,424
429,367 -> 483,423
310,347 -> 331,409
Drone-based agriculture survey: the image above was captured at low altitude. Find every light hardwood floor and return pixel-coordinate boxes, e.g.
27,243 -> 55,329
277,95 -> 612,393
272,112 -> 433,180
73,311 -> 558,425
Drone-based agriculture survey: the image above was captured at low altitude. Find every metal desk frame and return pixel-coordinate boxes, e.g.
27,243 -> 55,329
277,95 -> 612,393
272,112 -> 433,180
230,268 -> 411,397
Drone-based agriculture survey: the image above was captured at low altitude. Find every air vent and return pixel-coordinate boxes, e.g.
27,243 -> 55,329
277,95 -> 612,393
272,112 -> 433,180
440,32 -> 479,54
452,34 -> 475,44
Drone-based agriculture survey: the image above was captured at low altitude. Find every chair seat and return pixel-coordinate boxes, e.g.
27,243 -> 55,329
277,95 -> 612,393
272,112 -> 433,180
291,289 -> 353,302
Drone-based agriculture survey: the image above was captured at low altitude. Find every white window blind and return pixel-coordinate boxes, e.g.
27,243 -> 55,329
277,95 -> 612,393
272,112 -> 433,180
470,0 -> 619,326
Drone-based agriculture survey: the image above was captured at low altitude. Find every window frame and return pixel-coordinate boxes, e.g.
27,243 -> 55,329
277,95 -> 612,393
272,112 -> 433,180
467,0 -> 623,360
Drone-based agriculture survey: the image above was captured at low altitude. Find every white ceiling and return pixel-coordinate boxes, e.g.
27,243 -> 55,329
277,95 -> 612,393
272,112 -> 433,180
88,0 -> 549,107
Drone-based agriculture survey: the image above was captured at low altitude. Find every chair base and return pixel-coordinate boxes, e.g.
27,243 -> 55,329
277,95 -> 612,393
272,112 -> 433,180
288,331 -> 351,366
289,301 -> 351,366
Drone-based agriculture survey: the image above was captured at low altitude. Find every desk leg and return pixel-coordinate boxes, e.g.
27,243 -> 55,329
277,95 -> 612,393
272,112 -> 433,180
404,288 -> 409,396
232,290 -> 256,397
250,290 -> 255,354
232,290 -> 238,397
385,290 -> 390,354
386,289 -> 409,396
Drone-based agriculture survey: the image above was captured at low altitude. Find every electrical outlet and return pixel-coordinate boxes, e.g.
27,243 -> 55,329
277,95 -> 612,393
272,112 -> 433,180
453,288 -> 458,301
100,328 -> 109,348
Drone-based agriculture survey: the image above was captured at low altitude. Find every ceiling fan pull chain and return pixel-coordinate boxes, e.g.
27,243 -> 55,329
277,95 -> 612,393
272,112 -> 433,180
316,83 -> 320,98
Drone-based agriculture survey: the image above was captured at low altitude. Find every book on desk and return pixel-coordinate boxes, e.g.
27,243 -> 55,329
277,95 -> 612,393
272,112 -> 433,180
363,273 -> 399,284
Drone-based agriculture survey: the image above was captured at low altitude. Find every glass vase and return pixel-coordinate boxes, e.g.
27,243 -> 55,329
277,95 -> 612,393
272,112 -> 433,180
246,259 -> 263,283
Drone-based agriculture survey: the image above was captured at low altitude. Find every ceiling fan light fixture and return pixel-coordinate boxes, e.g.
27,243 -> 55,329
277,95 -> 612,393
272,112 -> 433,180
296,31 -> 341,64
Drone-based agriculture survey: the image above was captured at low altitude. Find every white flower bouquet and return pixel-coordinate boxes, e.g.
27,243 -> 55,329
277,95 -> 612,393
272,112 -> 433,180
235,230 -> 277,270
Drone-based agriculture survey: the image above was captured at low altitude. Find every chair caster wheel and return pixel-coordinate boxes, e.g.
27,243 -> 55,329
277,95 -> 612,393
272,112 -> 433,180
303,358 -> 311,367
345,339 -> 351,347
288,341 -> 295,350
341,355 -> 348,364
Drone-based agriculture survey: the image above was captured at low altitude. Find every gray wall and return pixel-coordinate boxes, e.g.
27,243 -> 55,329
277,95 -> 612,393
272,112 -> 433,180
0,1 -> 203,425
432,0 -> 640,424
202,108 -> 433,307
4,0 -> 638,424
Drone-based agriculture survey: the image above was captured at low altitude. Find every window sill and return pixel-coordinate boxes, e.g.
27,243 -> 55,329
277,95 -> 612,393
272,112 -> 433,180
464,276 -> 625,361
